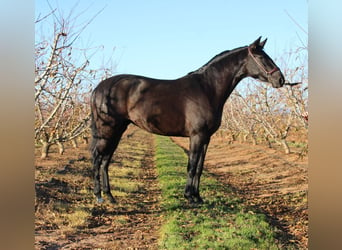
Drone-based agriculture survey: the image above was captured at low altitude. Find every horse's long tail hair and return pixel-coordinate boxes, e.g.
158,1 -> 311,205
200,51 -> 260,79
89,93 -> 99,163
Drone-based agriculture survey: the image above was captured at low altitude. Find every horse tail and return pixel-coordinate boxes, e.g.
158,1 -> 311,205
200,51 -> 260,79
89,91 -> 99,162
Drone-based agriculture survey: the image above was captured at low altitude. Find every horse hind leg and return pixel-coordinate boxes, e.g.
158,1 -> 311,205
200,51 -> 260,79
92,138 -> 115,203
100,151 -> 116,203
91,122 -> 129,203
92,150 -> 104,203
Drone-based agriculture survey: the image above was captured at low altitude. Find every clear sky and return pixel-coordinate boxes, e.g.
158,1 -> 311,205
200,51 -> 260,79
35,0 -> 307,80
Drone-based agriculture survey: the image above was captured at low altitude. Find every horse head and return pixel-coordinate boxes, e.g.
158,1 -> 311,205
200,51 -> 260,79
246,37 -> 285,88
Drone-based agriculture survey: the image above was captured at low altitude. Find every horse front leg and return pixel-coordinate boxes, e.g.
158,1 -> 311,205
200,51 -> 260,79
192,142 -> 209,204
184,153 -> 199,204
184,133 -> 209,204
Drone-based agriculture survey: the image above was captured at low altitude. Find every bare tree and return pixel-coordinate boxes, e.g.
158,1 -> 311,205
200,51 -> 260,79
35,6 -> 115,158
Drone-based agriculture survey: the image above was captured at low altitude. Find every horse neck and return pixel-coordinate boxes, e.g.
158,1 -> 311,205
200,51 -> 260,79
202,48 -> 248,111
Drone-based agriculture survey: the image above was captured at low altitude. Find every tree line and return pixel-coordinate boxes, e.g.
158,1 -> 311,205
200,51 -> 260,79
35,9 -> 307,158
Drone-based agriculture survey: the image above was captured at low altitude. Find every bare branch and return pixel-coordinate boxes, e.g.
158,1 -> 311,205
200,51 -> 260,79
35,8 -> 57,23
284,9 -> 308,35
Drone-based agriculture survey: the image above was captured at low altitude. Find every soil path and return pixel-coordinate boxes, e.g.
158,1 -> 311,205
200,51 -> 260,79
35,127 -> 161,249
172,135 -> 308,249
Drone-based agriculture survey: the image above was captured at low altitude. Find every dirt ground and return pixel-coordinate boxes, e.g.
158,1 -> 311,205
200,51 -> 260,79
35,127 -> 162,249
35,127 -> 307,249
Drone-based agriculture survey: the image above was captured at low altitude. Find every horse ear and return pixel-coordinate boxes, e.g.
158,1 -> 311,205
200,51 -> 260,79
260,38 -> 267,49
249,36 -> 262,50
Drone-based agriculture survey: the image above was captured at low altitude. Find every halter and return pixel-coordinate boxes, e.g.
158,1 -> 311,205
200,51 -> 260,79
248,47 -> 279,75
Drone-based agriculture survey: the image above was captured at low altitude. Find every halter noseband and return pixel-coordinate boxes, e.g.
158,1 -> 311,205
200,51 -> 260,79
247,47 -> 279,75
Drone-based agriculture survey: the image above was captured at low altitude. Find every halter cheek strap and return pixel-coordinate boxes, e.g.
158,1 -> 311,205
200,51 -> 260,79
248,47 -> 279,75
266,67 -> 279,75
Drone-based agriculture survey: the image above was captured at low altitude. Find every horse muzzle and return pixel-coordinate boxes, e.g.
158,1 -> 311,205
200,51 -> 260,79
270,71 -> 285,88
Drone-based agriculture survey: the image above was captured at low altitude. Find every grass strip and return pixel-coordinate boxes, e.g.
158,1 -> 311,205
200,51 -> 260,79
155,135 -> 280,249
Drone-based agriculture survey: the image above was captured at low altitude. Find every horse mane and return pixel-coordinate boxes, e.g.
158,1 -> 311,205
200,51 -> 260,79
188,46 -> 247,75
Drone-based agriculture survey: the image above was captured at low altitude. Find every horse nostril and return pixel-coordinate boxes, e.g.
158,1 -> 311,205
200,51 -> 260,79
273,77 -> 284,88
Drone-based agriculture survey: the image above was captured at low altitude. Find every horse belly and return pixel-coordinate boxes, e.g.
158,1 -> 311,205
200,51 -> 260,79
124,78 -> 189,136
129,104 -> 187,136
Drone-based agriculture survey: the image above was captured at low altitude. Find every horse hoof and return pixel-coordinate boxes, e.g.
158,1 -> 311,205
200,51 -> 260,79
187,196 -> 204,206
109,198 -> 116,204
195,197 -> 204,204
97,197 -> 104,203
105,193 -> 116,204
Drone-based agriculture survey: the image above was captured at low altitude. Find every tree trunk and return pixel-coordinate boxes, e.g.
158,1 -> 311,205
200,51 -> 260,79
57,141 -> 64,155
243,133 -> 248,143
71,138 -> 78,148
82,136 -> 88,144
231,133 -> 238,143
251,134 -> 258,145
266,136 -> 273,148
41,141 -> 51,159
281,139 -> 291,154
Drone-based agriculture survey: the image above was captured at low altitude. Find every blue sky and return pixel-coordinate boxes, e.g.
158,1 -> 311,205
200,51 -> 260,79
36,0 -> 307,80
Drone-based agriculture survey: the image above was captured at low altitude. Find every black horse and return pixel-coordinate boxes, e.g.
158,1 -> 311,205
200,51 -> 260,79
90,37 -> 285,204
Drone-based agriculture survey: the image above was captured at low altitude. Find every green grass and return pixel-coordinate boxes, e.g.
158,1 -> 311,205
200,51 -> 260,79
154,135 -> 280,249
